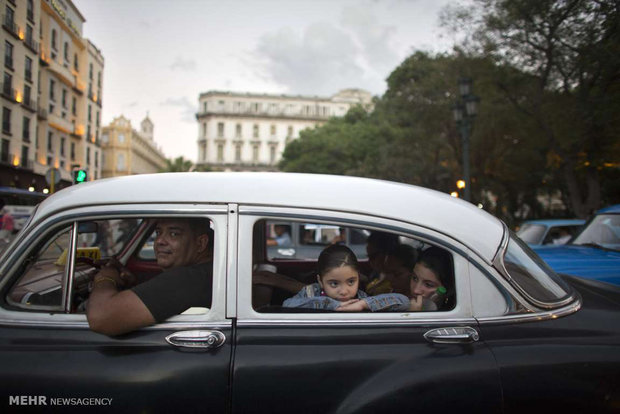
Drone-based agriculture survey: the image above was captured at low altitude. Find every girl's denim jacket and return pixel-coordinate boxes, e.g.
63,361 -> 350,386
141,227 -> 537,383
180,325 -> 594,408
282,283 -> 410,312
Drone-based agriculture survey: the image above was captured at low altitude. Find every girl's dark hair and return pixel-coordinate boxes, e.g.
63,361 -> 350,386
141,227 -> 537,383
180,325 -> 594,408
317,245 -> 359,278
387,244 -> 418,270
418,246 -> 455,309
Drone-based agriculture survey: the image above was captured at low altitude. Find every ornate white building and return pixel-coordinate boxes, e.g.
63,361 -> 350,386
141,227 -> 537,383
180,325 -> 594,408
195,89 -> 372,171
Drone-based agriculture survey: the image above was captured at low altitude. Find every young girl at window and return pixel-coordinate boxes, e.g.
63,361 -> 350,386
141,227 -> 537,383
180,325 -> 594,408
283,245 -> 410,312
409,246 -> 455,311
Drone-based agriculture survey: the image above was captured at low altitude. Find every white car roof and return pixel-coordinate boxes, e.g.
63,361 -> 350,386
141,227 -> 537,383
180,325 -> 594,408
34,172 -> 504,262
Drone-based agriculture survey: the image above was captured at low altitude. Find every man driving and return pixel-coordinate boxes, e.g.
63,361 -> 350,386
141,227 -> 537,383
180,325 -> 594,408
87,218 -> 213,336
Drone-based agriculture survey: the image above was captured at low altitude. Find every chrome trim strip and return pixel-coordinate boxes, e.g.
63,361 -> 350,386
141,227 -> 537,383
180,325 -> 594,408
62,221 -> 78,313
0,317 -> 233,330
477,295 -> 582,325
236,317 -> 478,327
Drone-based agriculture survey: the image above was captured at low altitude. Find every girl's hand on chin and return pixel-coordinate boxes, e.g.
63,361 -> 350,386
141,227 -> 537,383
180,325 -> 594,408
410,295 -> 424,311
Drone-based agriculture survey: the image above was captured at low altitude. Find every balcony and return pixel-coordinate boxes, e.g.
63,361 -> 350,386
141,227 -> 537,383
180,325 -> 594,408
73,78 -> 85,95
24,35 -> 39,54
2,15 -> 20,39
37,106 -> 47,120
39,46 -> 51,66
1,83 -> 17,102
22,96 -> 36,113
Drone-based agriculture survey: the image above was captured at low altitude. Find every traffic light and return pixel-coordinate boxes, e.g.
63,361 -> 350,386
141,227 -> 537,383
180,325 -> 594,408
72,168 -> 88,184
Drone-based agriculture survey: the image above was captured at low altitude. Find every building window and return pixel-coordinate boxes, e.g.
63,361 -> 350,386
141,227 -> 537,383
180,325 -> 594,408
51,29 -> 57,51
217,122 -> 224,138
21,145 -> 28,167
252,145 -> 259,162
89,63 -> 93,80
3,72 -> 12,97
116,153 -> 125,170
24,85 -> 31,106
86,147 -> 91,165
1,139 -> 9,163
88,105 -> 92,121
217,144 -> 224,162
94,150 -> 98,167
74,53 -> 78,71
218,100 -> 225,110
47,132 -> 53,152
60,137 -> 65,157
24,56 -> 32,82
26,24 -> 34,47
253,124 -> 259,139
27,0 -> 34,22
235,123 -> 242,139
70,142 -> 75,161
235,144 -> 241,162
97,72 -> 101,87
2,107 -> 11,134
202,122 -> 207,137
203,102 -> 207,112
62,89 -> 67,109
270,146 -> 276,164
4,41 -> 13,69
287,126 -> 293,138
22,117 -> 30,141
270,125 -> 276,138
63,42 -> 69,65
72,97 -> 76,115
49,80 -> 55,101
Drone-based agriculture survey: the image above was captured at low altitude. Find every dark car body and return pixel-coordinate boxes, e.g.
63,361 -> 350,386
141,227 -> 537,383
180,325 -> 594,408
534,204 -> 620,286
0,173 -> 618,413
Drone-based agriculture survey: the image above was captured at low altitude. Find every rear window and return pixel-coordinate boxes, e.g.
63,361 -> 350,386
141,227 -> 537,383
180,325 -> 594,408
500,232 -> 573,305
516,223 -> 546,244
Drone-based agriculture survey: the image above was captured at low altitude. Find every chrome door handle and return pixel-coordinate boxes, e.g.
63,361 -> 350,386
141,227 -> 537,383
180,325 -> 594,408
423,327 -> 479,344
165,330 -> 226,349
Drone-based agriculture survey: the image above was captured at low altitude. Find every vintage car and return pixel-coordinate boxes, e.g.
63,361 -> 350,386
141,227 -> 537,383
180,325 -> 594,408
516,218 -> 585,246
533,204 -> 620,286
0,172 -> 618,413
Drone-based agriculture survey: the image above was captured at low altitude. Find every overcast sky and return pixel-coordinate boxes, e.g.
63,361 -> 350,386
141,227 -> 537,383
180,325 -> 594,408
74,0 -> 458,161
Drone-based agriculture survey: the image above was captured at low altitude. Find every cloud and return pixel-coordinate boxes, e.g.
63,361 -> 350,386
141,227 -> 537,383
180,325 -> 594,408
160,97 -> 196,123
255,23 -> 367,96
340,5 -> 400,74
169,56 -> 197,71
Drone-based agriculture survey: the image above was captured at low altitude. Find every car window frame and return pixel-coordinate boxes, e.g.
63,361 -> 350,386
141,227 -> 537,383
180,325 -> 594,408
0,203 -> 230,329
235,205 -> 481,324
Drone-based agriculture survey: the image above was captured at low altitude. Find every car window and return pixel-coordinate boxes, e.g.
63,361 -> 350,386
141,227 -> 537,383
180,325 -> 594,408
7,224 -> 72,309
500,231 -> 572,305
5,216 -> 214,318
541,225 -> 580,245
516,223 -> 546,244
573,213 -> 620,251
253,218 -> 456,314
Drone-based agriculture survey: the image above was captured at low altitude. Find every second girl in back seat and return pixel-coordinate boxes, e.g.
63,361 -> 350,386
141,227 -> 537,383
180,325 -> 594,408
283,244 -> 410,312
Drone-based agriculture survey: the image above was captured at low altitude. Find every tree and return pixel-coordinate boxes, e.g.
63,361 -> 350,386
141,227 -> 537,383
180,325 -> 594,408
161,156 -> 193,172
444,0 -> 620,217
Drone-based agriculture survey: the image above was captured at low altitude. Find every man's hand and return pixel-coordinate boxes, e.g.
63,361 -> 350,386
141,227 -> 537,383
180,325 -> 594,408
336,299 -> 370,312
94,257 -> 135,289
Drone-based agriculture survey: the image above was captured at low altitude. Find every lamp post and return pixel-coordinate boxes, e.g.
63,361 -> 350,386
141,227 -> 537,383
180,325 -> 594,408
452,77 -> 479,202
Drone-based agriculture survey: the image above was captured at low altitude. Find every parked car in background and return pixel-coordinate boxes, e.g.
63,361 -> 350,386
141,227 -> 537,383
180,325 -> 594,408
0,173 -> 618,413
533,204 -> 620,286
516,219 -> 585,246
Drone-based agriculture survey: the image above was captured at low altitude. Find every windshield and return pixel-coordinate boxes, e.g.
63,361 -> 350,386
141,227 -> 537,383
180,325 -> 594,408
516,223 -> 546,244
501,231 -> 573,306
572,214 -> 620,252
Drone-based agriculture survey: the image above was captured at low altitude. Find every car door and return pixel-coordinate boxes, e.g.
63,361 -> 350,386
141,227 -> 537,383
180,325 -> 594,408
0,204 -> 232,412
230,207 -> 503,413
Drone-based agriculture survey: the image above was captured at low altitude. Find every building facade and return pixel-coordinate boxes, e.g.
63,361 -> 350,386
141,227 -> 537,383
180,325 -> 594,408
195,89 -> 372,171
1,0 -> 103,192
100,115 -> 167,178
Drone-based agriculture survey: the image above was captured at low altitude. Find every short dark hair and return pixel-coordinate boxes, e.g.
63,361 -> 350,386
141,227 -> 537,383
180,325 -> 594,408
387,244 -> 418,270
317,244 -> 359,278
366,231 -> 399,253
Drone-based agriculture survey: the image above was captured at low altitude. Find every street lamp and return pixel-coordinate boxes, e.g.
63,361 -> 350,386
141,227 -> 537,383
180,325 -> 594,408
452,77 -> 479,202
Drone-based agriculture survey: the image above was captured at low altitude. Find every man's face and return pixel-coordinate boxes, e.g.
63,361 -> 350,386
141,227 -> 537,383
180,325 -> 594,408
153,220 -> 206,269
